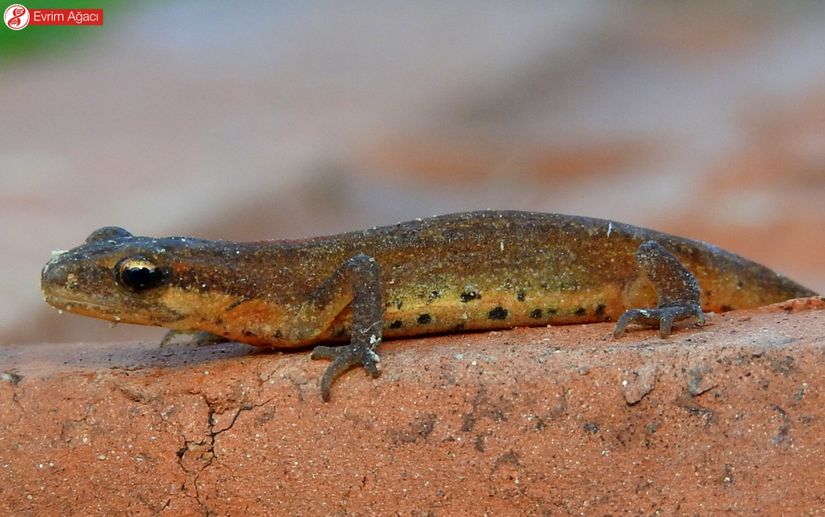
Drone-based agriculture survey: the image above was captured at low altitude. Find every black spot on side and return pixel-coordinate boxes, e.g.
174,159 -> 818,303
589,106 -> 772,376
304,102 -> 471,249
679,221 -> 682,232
546,308 -> 558,315
417,314 -> 432,325
461,290 -> 480,302
453,322 -> 466,331
274,330 -> 283,339
517,290 -> 526,302
242,330 -> 258,338
595,304 -> 606,317
389,320 -> 403,329
394,300 -> 403,309
575,307 -> 586,317
721,305 -> 734,312
429,290 -> 441,300
530,309 -> 543,319
214,317 -> 223,325
488,307 -> 508,320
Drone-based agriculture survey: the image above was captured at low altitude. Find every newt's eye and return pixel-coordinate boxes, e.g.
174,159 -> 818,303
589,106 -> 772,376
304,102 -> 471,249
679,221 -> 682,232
115,257 -> 167,292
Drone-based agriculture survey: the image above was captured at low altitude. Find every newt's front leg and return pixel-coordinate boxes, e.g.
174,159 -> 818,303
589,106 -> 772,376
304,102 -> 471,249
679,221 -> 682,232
305,254 -> 383,401
614,241 -> 705,338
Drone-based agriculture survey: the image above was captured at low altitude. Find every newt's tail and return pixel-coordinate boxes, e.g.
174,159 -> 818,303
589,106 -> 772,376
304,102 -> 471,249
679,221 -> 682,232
686,243 -> 818,312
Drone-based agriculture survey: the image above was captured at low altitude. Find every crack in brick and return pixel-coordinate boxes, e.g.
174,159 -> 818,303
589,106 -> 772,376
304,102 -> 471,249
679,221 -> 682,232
1,371 -> 26,426
172,392 -> 275,515
104,380 -> 258,516
770,404 -> 792,445
158,496 -> 172,513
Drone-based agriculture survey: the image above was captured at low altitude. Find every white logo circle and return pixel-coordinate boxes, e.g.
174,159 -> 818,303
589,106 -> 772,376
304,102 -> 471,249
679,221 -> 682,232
4,4 -> 30,30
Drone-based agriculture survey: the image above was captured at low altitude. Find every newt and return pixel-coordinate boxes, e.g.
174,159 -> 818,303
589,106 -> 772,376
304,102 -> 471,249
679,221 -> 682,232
41,211 -> 817,400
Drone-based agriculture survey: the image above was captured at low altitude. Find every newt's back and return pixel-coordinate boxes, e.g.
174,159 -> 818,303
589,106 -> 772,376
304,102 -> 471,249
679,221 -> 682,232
293,211 -> 813,337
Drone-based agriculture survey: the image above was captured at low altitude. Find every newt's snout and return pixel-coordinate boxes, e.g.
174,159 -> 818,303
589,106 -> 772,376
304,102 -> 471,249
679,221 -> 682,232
40,245 -> 117,313
41,252 -> 73,298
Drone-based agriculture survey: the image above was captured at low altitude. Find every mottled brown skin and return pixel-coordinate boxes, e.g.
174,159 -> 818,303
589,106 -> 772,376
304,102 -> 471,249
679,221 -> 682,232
41,211 -> 816,400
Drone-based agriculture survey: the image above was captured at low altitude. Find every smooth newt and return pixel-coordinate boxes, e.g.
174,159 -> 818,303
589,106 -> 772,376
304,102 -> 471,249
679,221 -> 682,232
41,211 -> 817,400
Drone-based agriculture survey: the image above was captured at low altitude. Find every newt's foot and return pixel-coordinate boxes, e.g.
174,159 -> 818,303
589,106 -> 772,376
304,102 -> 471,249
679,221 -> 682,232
311,343 -> 381,401
614,240 -> 705,339
160,330 -> 229,347
613,304 -> 704,338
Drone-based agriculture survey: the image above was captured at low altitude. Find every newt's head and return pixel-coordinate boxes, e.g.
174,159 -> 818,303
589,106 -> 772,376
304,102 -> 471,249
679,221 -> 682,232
42,227 -> 179,325
41,226 -> 235,328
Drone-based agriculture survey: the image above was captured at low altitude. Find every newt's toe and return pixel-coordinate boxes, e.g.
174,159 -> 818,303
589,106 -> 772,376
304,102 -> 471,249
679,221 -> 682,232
311,344 -> 381,401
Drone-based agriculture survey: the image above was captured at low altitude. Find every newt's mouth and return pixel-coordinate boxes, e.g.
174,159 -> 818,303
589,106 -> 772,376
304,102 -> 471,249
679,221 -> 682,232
42,290 -> 126,321
42,289 -> 182,326
43,293 -> 110,312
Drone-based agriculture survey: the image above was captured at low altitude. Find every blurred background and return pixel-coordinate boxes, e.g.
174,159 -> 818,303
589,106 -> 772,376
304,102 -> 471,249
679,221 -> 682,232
2,1 -> 824,346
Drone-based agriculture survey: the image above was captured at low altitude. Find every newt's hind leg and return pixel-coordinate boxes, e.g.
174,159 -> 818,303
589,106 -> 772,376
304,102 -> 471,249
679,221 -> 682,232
307,254 -> 383,401
614,241 -> 704,339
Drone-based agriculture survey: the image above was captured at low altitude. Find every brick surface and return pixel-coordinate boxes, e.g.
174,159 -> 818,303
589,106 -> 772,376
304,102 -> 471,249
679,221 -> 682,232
1,299 -> 823,514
